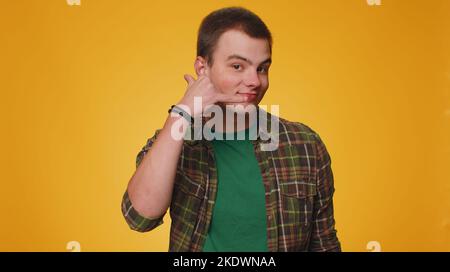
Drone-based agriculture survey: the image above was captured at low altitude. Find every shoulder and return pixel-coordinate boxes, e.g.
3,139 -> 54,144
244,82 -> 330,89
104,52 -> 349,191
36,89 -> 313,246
277,117 -> 331,160
283,120 -> 333,170
277,117 -> 322,145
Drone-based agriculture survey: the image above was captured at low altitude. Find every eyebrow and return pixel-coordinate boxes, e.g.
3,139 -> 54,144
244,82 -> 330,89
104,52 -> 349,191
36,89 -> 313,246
226,54 -> 272,66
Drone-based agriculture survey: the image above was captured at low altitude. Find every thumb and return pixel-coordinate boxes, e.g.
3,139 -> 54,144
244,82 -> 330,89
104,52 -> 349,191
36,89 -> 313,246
183,74 -> 196,86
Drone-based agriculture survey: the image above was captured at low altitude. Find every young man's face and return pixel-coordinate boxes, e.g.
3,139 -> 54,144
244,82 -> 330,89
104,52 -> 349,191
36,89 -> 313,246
202,29 -> 272,108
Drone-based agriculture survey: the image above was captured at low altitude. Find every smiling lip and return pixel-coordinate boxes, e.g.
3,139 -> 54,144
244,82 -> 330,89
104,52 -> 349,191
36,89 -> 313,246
237,91 -> 258,102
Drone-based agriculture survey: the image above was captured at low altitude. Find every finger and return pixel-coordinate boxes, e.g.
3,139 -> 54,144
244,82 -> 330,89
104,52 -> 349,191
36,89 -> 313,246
216,93 -> 248,103
183,74 -> 196,86
196,73 -> 209,83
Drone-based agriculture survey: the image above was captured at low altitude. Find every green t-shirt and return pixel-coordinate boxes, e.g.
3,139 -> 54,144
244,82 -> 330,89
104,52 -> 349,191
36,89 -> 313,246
202,124 -> 268,252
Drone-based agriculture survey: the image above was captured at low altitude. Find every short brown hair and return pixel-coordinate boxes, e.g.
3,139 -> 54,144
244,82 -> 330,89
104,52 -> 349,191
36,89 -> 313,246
197,7 -> 273,67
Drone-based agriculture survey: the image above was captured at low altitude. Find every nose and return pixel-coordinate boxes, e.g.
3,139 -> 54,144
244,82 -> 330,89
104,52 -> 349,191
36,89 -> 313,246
244,69 -> 261,89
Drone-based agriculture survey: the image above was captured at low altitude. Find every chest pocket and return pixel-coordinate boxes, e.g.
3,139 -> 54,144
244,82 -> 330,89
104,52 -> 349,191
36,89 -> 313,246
279,178 -> 316,198
177,169 -> 206,200
278,174 -> 317,251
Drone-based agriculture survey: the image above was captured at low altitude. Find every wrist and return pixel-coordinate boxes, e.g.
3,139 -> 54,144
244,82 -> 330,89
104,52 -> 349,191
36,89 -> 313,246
168,104 -> 194,124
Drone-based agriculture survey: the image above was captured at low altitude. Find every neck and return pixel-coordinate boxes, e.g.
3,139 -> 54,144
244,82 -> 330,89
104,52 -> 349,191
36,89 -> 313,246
213,105 -> 257,133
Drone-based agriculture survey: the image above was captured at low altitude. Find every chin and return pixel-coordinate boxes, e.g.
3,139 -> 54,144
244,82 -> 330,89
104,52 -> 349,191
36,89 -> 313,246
222,102 -> 258,114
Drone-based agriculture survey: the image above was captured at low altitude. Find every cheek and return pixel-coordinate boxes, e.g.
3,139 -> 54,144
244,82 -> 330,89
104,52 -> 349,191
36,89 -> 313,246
261,76 -> 269,88
213,73 -> 241,94
258,76 -> 269,92
257,78 -> 269,101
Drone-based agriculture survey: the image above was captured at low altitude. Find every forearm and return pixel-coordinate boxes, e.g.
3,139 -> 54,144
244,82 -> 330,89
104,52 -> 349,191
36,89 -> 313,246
127,114 -> 188,218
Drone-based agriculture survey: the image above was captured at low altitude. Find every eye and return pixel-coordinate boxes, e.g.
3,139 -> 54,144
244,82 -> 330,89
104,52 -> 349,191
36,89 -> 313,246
232,64 -> 242,70
257,66 -> 269,73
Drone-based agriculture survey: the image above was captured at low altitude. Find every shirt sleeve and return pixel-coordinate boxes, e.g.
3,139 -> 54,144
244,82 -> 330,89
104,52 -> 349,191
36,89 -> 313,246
121,129 -> 166,233
308,133 -> 342,252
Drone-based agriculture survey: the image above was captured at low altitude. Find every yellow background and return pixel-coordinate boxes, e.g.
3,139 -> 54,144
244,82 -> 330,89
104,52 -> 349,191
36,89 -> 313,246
1,0 -> 449,252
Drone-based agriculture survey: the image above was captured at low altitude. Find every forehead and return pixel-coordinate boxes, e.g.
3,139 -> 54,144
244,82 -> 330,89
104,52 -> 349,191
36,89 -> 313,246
213,29 -> 271,62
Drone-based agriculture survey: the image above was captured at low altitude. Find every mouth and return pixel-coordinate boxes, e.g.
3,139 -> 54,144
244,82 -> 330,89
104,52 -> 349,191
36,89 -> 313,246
237,91 -> 258,102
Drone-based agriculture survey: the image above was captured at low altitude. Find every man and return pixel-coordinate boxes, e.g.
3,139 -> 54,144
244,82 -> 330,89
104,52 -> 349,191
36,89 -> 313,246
121,6 -> 341,252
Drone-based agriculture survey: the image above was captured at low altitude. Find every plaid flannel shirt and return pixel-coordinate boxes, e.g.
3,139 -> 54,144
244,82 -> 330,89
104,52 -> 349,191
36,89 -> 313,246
121,110 -> 341,252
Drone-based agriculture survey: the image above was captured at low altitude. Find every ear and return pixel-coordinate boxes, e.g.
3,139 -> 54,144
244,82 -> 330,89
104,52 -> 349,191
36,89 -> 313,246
194,56 -> 209,77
